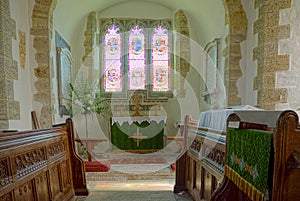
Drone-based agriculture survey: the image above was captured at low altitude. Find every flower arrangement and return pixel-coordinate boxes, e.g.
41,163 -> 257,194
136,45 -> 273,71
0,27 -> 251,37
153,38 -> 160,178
69,79 -> 108,117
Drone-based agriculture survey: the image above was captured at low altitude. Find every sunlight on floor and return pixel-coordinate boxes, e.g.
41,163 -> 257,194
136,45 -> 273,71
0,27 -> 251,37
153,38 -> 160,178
88,179 -> 175,191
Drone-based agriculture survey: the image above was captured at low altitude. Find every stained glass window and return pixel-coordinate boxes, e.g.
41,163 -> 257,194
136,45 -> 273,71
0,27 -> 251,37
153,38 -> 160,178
128,25 -> 146,90
104,24 -> 122,92
101,19 -> 172,97
151,26 -> 170,92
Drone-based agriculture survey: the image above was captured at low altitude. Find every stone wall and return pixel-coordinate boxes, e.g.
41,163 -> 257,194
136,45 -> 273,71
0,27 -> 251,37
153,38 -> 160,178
0,0 -> 20,129
253,0 -> 291,110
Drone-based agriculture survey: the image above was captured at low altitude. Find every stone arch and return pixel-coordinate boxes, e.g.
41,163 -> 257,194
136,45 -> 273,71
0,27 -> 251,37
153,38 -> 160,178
31,0 -> 57,128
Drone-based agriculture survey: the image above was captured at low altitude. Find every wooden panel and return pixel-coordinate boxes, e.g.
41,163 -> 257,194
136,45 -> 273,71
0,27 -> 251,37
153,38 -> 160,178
60,160 -> 71,191
50,165 -> 61,198
15,180 -> 35,201
35,172 -> 50,201
0,192 -> 13,201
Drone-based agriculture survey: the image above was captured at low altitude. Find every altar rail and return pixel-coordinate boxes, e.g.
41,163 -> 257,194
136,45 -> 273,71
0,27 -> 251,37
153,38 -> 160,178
0,118 -> 88,201
174,114 -> 228,201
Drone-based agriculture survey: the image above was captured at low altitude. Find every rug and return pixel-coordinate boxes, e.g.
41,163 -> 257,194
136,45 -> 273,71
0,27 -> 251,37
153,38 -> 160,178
109,157 -> 166,164
85,161 -> 111,172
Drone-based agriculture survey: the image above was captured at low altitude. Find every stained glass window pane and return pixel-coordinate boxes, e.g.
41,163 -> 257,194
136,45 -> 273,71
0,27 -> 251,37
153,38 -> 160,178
128,25 -> 146,90
151,26 -> 170,92
104,24 -> 122,92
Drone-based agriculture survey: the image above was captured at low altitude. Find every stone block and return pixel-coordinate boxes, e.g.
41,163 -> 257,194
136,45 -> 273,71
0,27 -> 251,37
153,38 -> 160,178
0,99 -> 8,120
8,100 -> 20,120
35,52 -> 50,64
34,77 -> 50,91
6,59 -> 18,80
34,66 -> 50,78
0,120 -> 8,129
0,79 -> 14,99
30,27 -> 49,36
33,37 -> 49,51
34,91 -> 51,105
0,0 -> 10,14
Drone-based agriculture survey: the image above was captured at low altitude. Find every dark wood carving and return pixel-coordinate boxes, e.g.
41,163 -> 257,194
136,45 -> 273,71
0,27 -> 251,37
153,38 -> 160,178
0,118 -> 88,200
174,115 -> 227,201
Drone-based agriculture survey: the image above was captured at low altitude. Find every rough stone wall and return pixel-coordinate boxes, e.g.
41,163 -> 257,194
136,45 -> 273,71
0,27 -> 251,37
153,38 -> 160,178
222,0 -> 247,106
82,11 -> 98,64
31,0 -> 57,128
0,0 -> 20,129
277,0 -> 300,112
253,0 -> 291,110
174,10 -> 191,98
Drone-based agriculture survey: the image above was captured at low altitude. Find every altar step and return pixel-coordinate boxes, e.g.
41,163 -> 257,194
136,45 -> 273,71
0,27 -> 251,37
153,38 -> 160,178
86,164 -> 175,181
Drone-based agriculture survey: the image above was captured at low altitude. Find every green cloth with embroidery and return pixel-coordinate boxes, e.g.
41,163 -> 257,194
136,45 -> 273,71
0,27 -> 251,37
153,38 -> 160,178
225,128 -> 272,197
111,121 -> 164,151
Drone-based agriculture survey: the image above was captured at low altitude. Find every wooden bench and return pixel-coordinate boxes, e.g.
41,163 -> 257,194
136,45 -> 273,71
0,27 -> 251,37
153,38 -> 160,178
211,110 -> 300,201
174,110 -> 300,201
0,118 -> 88,201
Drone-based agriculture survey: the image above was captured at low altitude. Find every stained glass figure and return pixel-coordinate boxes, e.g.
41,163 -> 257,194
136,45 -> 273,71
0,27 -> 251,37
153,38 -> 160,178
104,24 -> 122,92
128,25 -> 146,90
152,26 -> 170,91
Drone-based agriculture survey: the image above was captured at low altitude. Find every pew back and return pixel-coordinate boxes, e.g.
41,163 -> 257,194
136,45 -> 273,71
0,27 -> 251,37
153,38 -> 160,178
0,118 -> 88,201
211,110 -> 300,201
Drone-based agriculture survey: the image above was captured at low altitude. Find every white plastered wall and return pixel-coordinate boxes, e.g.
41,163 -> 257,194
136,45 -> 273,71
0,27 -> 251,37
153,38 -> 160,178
238,0 -> 258,107
8,0 -> 35,130
277,0 -> 300,116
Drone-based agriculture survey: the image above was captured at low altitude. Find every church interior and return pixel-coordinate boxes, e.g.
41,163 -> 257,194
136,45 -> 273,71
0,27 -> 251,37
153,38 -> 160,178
1,0 -> 300,200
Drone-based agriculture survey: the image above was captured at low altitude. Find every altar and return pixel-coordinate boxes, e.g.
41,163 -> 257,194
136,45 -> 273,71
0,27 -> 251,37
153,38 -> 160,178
110,116 -> 166,152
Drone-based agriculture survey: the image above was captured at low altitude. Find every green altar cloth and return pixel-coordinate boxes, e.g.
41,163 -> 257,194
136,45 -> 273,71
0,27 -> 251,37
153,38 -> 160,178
225,128 -> 272,201
111,120 -> 164,151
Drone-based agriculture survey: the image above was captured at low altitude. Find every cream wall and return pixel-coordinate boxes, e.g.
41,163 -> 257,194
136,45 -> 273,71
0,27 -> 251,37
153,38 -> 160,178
277,0 -> 300,115
8,0 -> 35,130
5,0 -> 228,130
239,0 -> 258,106
52,1 -> 226,135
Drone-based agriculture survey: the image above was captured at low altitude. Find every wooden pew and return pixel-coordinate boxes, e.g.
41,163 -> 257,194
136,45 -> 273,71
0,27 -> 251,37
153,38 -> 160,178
174,114 -> 228,201
0,118 -> 88,201
211,110 -> 300,201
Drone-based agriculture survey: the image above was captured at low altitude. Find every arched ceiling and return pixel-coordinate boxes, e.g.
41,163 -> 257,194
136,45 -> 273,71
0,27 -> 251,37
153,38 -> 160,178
54,0 -> 226,47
